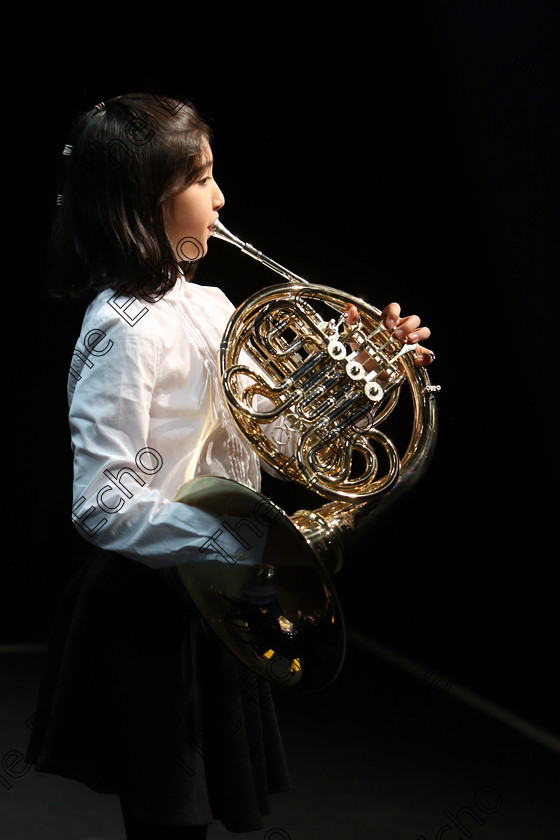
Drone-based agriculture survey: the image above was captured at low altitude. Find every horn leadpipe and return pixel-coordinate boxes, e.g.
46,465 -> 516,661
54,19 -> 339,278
212,220 -> 309,285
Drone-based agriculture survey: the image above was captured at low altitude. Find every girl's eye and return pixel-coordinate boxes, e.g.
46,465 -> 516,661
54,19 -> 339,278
199,177 -> 210,186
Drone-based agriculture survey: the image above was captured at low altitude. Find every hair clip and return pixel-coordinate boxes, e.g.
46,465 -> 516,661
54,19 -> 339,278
94,101 -> 105,111
57,194 -> 64,205
62,144 -> 73,156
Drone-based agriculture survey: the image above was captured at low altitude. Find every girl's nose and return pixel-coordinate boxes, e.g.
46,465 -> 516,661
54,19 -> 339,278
213,181 -> 225,210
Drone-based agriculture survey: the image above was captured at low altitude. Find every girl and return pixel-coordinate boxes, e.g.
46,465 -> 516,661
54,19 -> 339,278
25,93 -> 434,838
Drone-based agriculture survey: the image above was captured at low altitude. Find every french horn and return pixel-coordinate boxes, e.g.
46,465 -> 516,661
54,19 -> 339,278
170,221 -> 439,690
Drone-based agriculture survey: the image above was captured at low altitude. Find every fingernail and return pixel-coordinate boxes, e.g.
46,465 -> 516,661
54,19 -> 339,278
392,327 -> 404,339
408,332 -> 419,343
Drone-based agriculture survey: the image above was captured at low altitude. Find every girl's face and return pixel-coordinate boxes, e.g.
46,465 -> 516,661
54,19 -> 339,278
162,144 -> 225,262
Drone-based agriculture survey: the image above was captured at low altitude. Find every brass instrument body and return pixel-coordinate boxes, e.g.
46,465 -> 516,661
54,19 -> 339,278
220,281 -> 437,503
171,221 -> 439,691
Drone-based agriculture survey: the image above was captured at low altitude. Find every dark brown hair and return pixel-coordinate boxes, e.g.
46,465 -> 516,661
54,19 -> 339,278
51,93 -> 211,301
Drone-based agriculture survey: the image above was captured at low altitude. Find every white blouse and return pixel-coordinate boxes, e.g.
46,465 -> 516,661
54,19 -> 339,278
68,278 -> 280,569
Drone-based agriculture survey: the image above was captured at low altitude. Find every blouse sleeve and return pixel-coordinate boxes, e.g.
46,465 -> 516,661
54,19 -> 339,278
68,304 -> 266,569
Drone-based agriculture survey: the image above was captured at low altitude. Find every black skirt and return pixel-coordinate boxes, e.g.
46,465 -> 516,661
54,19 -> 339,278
25,549 -> 291,832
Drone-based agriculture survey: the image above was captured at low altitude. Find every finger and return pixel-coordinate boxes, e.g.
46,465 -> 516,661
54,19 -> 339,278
381,302 -> 401,330
401,325 -> 431,344
414,345 -> 436,367
344,304 -> 360,325
392,314 -> 422,339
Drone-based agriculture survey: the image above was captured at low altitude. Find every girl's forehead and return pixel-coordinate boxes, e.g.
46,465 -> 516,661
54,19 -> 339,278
201,143 -> 213,167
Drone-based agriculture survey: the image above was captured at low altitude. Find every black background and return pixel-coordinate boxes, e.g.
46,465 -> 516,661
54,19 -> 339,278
5,2 -> 559,734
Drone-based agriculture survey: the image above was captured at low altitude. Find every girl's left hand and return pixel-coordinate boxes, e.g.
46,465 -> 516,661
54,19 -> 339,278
346,301 -> 435,368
